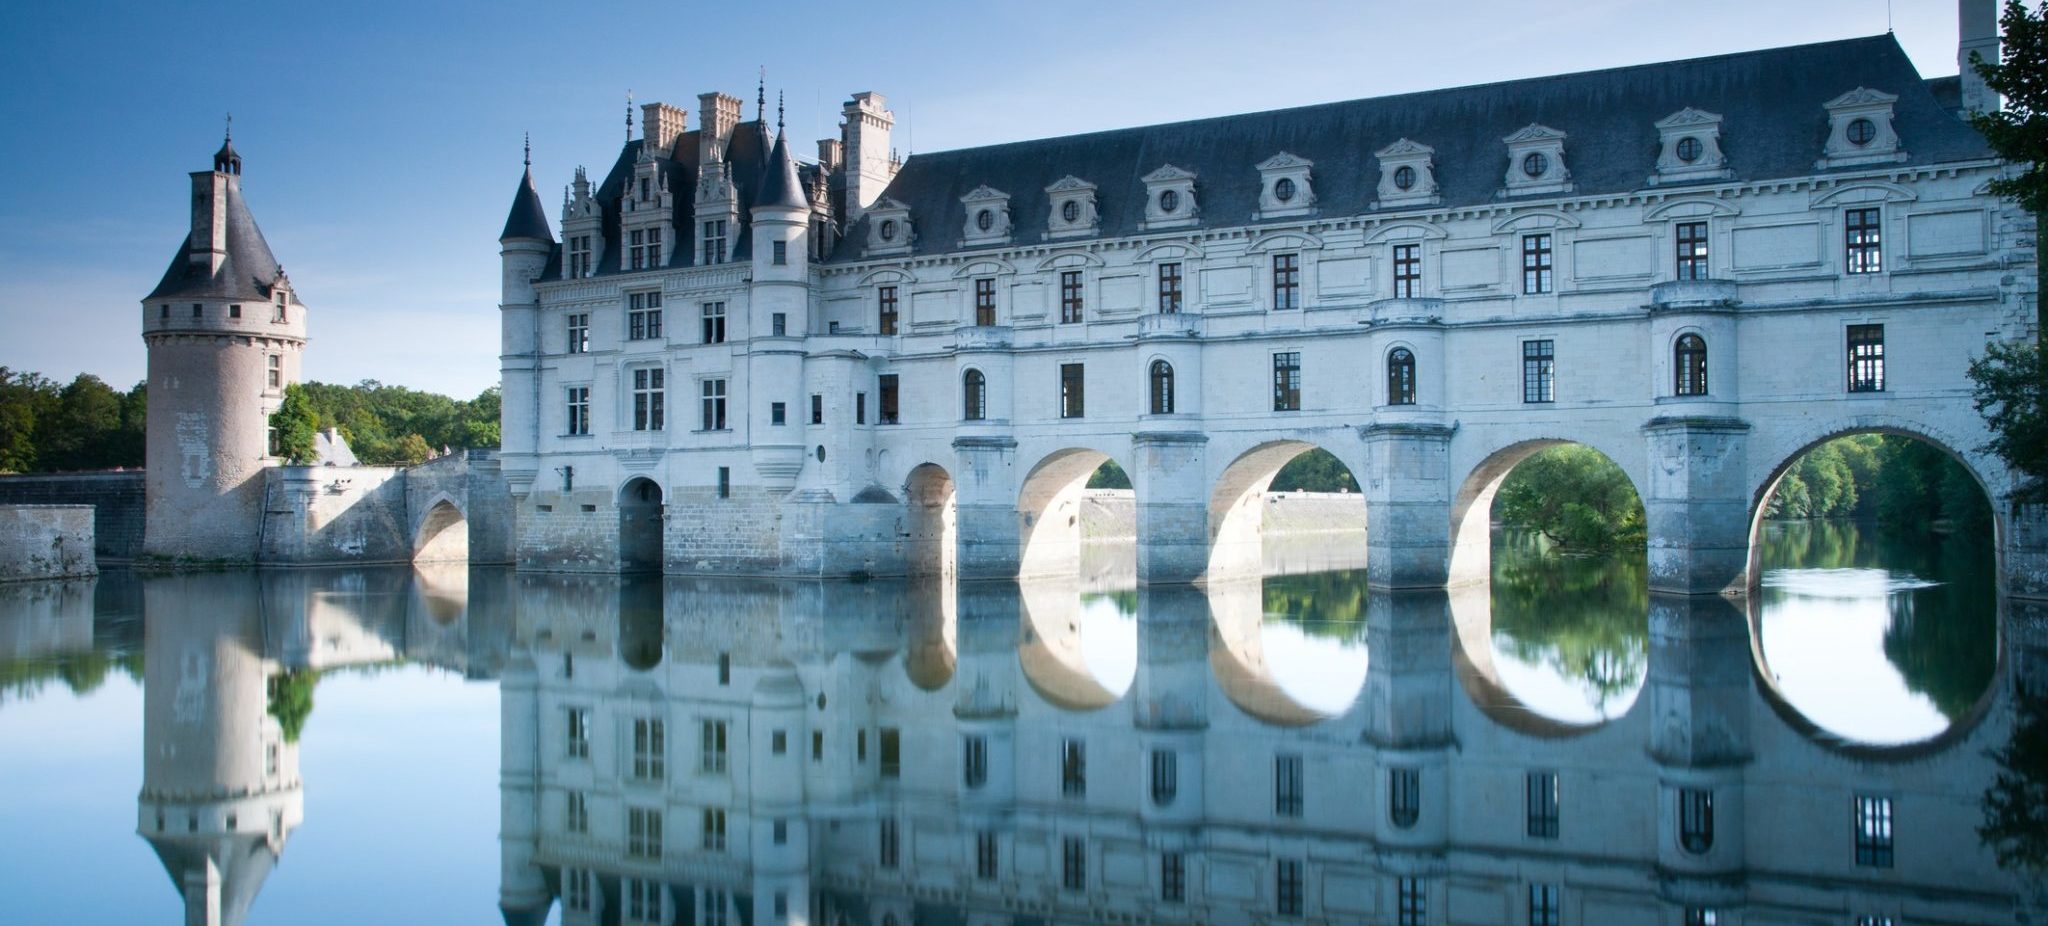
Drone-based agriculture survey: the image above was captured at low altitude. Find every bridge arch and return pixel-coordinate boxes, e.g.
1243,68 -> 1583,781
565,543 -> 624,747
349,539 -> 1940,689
412,494 -> 468,563
618,477 -> 664,573
1016,446 -> 1131,580
1448,435 -> 1647,587
1207,439 -> 1367,581
904,462 -> 957,577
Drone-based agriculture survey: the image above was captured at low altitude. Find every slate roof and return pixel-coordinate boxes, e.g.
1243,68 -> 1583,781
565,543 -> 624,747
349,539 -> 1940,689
832,34 -> 1991,261
145,177 -> 289,303
499,167 -> 554,242
755,132 -> 809,212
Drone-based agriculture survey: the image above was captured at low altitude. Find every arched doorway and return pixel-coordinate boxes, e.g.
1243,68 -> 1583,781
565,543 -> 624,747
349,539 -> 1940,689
905,463 -> 957,577
618,478 -> 665,574
1208,441 -> 1366,581
413,498 -> 468,563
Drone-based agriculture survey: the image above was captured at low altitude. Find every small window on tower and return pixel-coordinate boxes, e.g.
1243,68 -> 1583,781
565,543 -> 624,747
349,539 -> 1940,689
192,304 -> 203,319
229,304 -> 241,319
773,240 -> 788,265
273,292 -> 288,322
267,355 -> 281,390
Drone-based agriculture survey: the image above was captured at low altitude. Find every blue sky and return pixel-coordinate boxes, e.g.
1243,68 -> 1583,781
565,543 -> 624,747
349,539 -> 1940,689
0,0 -> 1966,398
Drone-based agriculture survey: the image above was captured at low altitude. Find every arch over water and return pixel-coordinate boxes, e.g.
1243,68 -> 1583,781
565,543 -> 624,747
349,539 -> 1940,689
904,463 -> 957,577
617,477 -> 664,574
1017,447 -> 1129,580
1208,440 -> 1366,581
412,496 -> 468,564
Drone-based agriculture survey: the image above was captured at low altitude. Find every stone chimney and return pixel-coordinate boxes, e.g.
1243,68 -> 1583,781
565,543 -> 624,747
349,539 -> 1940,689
817,138 -> 843,173
1960,0 -> 2000,115
189,170 -> 232,275
698,92 -> 743,163
641,102 -> 688,157
842,91 -> 896,221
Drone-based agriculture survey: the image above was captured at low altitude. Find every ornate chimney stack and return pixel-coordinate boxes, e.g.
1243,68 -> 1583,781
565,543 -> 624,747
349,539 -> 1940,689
1960,0 -> 2001,115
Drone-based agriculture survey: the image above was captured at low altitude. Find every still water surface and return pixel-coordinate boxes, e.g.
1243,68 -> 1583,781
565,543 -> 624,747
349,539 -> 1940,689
0,521 -> 2028,924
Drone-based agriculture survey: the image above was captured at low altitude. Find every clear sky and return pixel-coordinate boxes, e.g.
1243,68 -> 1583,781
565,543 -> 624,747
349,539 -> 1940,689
0,0 -> 1968,398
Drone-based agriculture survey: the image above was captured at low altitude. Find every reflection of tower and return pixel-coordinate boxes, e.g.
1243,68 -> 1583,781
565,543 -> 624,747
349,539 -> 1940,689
136,573 -> 303,926
1134,584 -> 1209,833
1363,590 -> 1455,856
1646,594 -> 1751,916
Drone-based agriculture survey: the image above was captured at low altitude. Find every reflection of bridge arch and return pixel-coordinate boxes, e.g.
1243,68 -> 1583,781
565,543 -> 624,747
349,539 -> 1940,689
412,494 -> 467,563
903,576 -> 956,691
1207,440 -> 1366,581
1016,578 -> 1131,711
1204,577 -> 1362,726
1447,584 -> 1639,737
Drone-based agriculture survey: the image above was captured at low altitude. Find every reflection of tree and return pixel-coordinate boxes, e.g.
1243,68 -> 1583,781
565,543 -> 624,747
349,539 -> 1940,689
1980,691 -> 2048,876
0,650 -> 143,704
1489,530 -> 1648,709
267,669 -> 318,743
1263,569 -> 1369,641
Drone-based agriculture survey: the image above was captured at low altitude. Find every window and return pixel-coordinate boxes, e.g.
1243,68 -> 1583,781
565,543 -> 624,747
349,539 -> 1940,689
1272,352 -> 1301,412
701,379 -> 728,430
271,295 -> 287,322
1276,858 -> 1303,917
1062,837 -> 1086,891
878,285 -> 899,335
569,235 -> 592,278
698,806 -> 727,851
1522,339 -> 1555,403
229,304 -> 241,319
856,392 -> 866,424
266,743 -> 279,777
771,402 -> 786,425
565,869 -> 593,912
628,291 -> 664,340
1522,233 -> 1553,294
812,730 -> 823,761
1060,363 -> 1085,419
879,727 -> 901,779
566,386 -> 590,436
1678,787 -> 1714,854
768,818 -> 785,845
566,313 -> 589,354
1149,360 -> 1175,414
1275,753 -> 1303,817
1856,918 -> 1895,926
1847,117 -> 1878,146
858,729 -> 868,762
1529,883 -> 1560,926
1854,795 -> 1894,867
1846,206 -> 1883,273
159,304 -> 169,320
1160,189 -> 1180,214
631,716 -> 665,780
266,354 -> 281,389
645,228 -> 663,268
701,719 -> 728,773
1274,177 -> 1297,202
566,707 -> 591,759
974,277 -> 996,326
631,368 -> 665,431
625,878 -> 661,924
811,394 -> 824,424
963,369 -> 987,420
879,817 -> 900,868
771,312 -> 787,337
1273,252 -> 1301,309
1393,243 -> 1421,298
629,229 -> 645,270
1522,152 -> 1549,177
627,227 -> 660,270
718,652 -> 730,685
701,301 -> 726,344
1061,738 -> 1086,797
717,466 -> 730,499
627,807 -> 663,859
1526,771 -> 1559,839
772,240 -> 787,265
1397,878 -> 1426,926
774,893 -> 789,918
771,730 -> 786,755
702,888 -> 729,926
1158,262 -> 1183,312
1676,136 -> 1703,162
1676,221 -> 1709,280
1060,270 -> 1084,323
878,374 -> 900,424
1389,766 -> 1420,829
1151,749 -> 1178,806
702,219 -> 728,264
1684,909 -> 1719,926
976,831 -> 999,880
1674,334 -> 1709,396
1161,851 -> 1186,902
964,735 -> 988,788
566,791 -> 588,833
1387,348 -> 1416,405
1847,324 -> 1885,392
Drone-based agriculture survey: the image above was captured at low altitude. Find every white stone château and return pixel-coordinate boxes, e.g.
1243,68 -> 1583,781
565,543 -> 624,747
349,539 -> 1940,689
499,14 -> 2039,593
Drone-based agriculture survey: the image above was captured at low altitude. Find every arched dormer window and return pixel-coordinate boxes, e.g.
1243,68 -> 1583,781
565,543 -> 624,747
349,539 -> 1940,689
963,369 -> 987,421
1387,348 -> 1417,406
1149,360 -> 1175,414
1674,334 -> 1708,396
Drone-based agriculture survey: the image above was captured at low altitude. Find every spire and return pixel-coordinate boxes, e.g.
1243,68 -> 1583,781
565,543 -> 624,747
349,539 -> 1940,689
213,113 -> 241,175
625,90 -> 634,143
777,91 -> 785,134
500,141 -> 554,243
523,132 -> 530,169
757,67 -> 766,123
753,130 -> 808,213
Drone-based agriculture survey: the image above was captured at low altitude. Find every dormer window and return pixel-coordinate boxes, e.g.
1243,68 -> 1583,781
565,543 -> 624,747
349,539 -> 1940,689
880,219 -> 899,242
1676,138 -> 1702,162
1521,153 -> 1548,177
568,235 -> 593,278
1141,164 -> 1199,230
1254,153 -> 1315,219
960,185 -> 1012,246
1501,124 -> 1571,197
1375,140 -> 1439,208
1847,118 -> 1877,146
1818,88 -> 1906,169
1651,108 -> 1731,185
976,210 -> 994,231
1061,202 -> 1078,222
272,291 -> 288,322
1045,176 -> 1099,240
865,197 -> 915,256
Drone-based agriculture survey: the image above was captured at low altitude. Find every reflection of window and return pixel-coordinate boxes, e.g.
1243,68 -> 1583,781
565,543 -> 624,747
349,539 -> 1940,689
1684,909 -> 1720,926
976,831 -> 999,880
1529,884 -> 1560,926
1062,837 -> 1087,891
631,717 -> 664,780
1151,750 -> 1178,806
566,707 -> 591,759
1161,851 -> 1186,902
565,869 -> 593,912
627,807 -> 663,859
879,817 -> 899,868
1275,754 -> 1304,817
701,719 -> 728,773
1854,795 -> 1894,867
1678,787 -> 1714,854
566,791 -> 587,833
963,735 -> 988,788
624,877 -> 662,925
880,727 -> 901,779
1397,877 -> 1425,926
1276,858 -> 1303,916
702,807 -> 726,851
1061,738 -> 1087,797
1389,766 -> 1420,829
702,888 -> 729,926
1526,771 -> 1559,839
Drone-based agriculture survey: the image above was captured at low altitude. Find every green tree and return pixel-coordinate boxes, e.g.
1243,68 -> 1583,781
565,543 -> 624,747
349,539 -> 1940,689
1269,448 -> 1359,493
269,383 -> 320,465
1969,339 -> 2048,499
1086,459 -> 1131,489
0,368 -> 59,472
35,374 -> 126,471
394,432 -> 435,465
266,669 -> 318,743
1494,445 -> 1646,551
1980,693 -> 2048,875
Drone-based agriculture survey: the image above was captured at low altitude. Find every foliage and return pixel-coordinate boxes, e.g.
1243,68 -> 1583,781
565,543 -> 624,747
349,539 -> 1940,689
1968,339 -> 2048,501
269,384 -> 320,465
1489,529 -> 1648,709
266,669 -> 318,743
1494,445 -> 1645,551
0,649 -> 144,706
0,368 -> 146,473
1968,1 -> 2048,214
1086,459 -> 1131,489
1980,691 -> 2048,875
1765,434 -> 1992,531
1270,448 -> 1358,493
1263,569 -> 1369,638
294,381 -> 500,465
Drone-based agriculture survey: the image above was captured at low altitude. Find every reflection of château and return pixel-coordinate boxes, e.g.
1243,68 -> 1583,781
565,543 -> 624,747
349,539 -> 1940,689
497,575 -> 2038,926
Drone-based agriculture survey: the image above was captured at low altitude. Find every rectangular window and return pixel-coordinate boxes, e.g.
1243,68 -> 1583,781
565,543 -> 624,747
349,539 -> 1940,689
1150,750 -> 1178,806
1273,252 -> 1301,309
702,807 -> 727,851
1522,233 -> 1553,294
565,869 -> 593,912
566,707 -> 591,759
1847,324 -> 1885,392
1393,243 -> 1422,298
566,313 -> 589,354
1676,221 -> 1709,281
1272,352 -> 1302,412
1060,363 -> 1085,419
1161,851 -> 1186,903
770,402 -> 786,425
1522,339 -> 1555,404
1276,858 -> 1303,917
566,791 -> 588,833
878,285 -> 899,335
629,229 -> 646,270
625,877 -> 661,924
1061,737 -> 1086,797
772,240 -> 787,265
1529,883 -> 1560,926
160,304 -> 169,320
879,817 -> 900,868
274,292 -> 288,321
717,466 -> 730,499
772,312 -> 787,337
1854,795 -> 1894,867
645,226 -> 661,268
266,354 -> 281,389
976,831 -> 999,880
568,235 -> 592,279
1526,771 -> 1559,839
193,303 -> 203,318
631,368 -> 665,431
1275,753 -> 1304,817
701,719 -> 728,774
700,379 -> 727,431
1397,878 -> 1426,926
1679,787 -> 1715,854
627,807 -> 663,859
856,392 -> 866,424
631,716 -> 665,780
1846,206 -> 1883,274
770,730 -> 786,755
1060,270 -> 1085,323
702,219 -> 728,264
717,652 -> 730,685
1685,909 -> 1720,926
701,301 -> 726,344
811,394 -> 824,424
628,291 -> 664,340
812,730 -> 823,761
878,374 -> 900,424
858,729 -> 867,763
773,819 -> 787,844
567,386 -> 590,436
1389,766 -> 1421,828
1062,837 -> 1086,891
974,277 -> 996,326
879,727 -> 901,779
702,888 -> 729,926
1158,262 -> 1183,313
963,735 -> 988,788
774,893 -> 788,918
229,304 -> 241,319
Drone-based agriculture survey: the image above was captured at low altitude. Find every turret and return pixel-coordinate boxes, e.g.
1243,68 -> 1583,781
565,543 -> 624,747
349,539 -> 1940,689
750,122 -> 814,495
499,144 -> 554,493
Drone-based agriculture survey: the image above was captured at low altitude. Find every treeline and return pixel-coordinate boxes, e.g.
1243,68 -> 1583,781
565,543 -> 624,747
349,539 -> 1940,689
0,369 -> 146,473
1765,433 -> 1990,529
289,381 -> 501,465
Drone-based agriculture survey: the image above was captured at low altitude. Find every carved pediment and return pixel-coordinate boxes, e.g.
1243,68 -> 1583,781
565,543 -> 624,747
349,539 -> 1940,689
1256,151 -> 1313,171
960,184 -> 1009,204
1826,86 -> 1899,108
1502,123 -> 1566,144
1044,175 -> 1096,194
1143,164 -> 1197,183
1376,138 -> 1434,159
1656,107 -> 1723,129
871,196 -> 912,214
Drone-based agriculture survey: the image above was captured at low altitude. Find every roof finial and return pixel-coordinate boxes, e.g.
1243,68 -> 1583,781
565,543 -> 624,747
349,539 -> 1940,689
757,67 -> 766,123
224,111 -> 232,142
523,132 -> 531,169
777,90 -> 785,133
625,90 -> 634,142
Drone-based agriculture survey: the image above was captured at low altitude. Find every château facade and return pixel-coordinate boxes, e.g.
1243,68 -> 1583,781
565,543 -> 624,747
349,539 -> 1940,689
498,25 -> 2039,592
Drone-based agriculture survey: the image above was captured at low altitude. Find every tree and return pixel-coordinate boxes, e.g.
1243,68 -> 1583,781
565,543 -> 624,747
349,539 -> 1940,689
1270,448 -> 1358,493
37,374 -> 124,471
269,384 -> 320,465
1969,339 -> 2048,499
394,433 -> 435,465
1980,693 -> 2048,875
1494,445 -> 1646,551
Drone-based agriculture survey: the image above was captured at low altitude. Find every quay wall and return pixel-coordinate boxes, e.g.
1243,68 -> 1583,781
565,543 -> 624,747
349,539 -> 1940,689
0,505 -> 98,581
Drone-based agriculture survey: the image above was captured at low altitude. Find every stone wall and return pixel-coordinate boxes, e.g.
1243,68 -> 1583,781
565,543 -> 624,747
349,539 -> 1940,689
0,472 -> 145,562
259,466 -> 412,564
1080,489 -> 1366,541
0,505 -> 98,581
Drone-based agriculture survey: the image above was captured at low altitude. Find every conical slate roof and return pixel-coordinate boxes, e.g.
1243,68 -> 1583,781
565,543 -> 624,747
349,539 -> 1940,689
499,168 -> 554,243
753,132 -> 808,212
144,178 -> 283,303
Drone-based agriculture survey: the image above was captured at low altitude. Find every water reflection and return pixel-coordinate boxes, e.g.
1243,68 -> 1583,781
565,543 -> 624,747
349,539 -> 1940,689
1473,528 -> 1649,725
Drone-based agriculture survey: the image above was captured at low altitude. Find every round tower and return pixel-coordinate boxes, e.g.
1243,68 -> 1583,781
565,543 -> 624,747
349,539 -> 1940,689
498,139 -> 555,499
140,132 -> 307,561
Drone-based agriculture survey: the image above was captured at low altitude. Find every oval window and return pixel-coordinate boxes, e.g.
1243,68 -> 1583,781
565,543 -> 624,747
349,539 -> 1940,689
1061,200 -> 1080,223
1393,165 -> 1416,190
815,445 -> 827,462
1675,137 -> 1702,163
1274,177 -> 1296,202
1522,152 -> 1549,178
1846,117 -> 1877,146
879,219 -> 897,241
1159,189 -> 1179,214
976,209 -> 994,232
